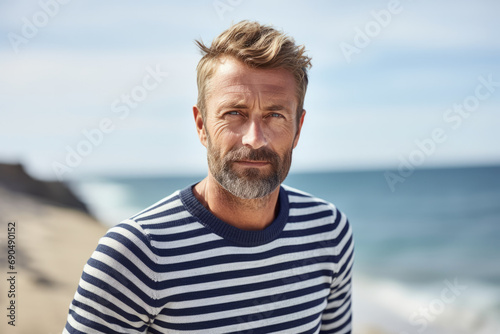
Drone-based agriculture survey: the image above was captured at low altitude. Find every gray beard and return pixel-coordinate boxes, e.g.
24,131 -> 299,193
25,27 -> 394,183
215,162 -> 281,199
206,138 -> 292,199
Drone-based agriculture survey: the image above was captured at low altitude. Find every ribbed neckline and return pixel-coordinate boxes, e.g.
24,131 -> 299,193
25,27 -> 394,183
180,184 -> 289,247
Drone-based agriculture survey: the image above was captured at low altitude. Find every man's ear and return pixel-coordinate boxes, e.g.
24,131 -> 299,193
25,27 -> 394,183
193,105 -> 207,147
293,109 -> 306,149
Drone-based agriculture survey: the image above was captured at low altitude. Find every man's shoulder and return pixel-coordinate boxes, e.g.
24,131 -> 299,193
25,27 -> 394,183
127,188 -> 190,225
282,184 -> 352,250
282,184 -> 335,209
100,187 -> 198,254
282,184 -> 347,221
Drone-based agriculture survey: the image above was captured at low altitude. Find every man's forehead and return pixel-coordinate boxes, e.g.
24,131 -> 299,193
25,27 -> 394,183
211,83 -> 297,111
211,57 -> 296,90
215,92 -> 294,109
215,81 -> 292,95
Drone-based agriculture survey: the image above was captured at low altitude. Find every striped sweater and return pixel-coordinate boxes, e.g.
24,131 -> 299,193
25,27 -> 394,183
64,184 -> 354,333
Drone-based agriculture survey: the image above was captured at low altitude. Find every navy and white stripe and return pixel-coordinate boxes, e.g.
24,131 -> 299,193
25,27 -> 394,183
65,184 -> 354,333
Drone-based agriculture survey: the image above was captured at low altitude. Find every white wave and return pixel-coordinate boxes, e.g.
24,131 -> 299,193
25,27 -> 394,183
69,179 -> 141,227
352,273 -> 500,334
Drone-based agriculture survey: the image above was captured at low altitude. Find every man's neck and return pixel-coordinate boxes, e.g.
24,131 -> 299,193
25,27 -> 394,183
193,176 -> 280,231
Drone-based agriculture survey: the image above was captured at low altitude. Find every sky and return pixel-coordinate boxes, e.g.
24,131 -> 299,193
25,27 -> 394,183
1,0 -> 499,180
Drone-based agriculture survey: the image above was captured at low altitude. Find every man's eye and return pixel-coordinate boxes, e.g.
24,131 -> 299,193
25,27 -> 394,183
269,113 -> 283,118
226,111 -> 240,116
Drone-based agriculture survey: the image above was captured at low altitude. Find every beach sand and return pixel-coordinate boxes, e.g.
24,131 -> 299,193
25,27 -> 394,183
0,186 -> 107,334
0,185 -> 396,334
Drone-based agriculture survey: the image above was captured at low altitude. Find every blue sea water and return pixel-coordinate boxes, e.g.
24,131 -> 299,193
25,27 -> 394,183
71,165 -> 500,332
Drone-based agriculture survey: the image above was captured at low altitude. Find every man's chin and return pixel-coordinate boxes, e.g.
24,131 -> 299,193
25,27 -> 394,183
230,164 -> 274,178
225,180 -> 278,199
216,170 -> 279,198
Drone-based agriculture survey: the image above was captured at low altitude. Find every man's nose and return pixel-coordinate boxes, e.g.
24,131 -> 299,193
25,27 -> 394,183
241,119 -> 267,150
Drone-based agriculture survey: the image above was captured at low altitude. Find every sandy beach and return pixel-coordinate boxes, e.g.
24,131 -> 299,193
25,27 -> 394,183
0,186 -> 107,334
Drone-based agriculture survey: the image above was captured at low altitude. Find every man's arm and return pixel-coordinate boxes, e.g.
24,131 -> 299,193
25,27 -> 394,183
320,212 -> 354,334
64,220 -> 159,334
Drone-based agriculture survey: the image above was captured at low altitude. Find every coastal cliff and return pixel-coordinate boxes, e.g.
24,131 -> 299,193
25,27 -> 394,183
0,163 -> 90,213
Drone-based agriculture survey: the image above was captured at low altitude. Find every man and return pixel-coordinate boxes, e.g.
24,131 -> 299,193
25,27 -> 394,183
64,21 -> 353,333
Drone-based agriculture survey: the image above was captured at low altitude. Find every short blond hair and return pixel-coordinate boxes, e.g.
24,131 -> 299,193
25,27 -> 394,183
195,20 -> 312,120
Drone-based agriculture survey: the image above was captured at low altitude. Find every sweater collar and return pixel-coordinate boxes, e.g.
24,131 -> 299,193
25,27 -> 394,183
180,184 -> 289,247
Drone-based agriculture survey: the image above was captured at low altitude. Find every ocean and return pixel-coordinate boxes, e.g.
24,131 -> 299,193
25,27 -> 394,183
70,165 -> 500,333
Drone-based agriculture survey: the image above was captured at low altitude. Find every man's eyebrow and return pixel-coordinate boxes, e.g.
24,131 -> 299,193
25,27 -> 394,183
218,101 -> 291,111
265,104 -> 287,111
219,101 -> 248,109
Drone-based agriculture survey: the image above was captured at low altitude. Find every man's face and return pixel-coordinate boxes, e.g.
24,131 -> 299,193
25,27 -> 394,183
195,57 -> 305,199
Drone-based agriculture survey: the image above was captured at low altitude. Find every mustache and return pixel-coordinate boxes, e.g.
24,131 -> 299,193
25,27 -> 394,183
224,146 -> 280,164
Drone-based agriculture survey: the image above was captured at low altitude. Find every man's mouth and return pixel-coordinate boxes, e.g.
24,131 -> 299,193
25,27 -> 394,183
234,160 -> 270,167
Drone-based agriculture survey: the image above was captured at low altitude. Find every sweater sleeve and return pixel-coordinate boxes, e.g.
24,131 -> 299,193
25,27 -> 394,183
63,219 -> 160,334
320,210 -> 354,334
